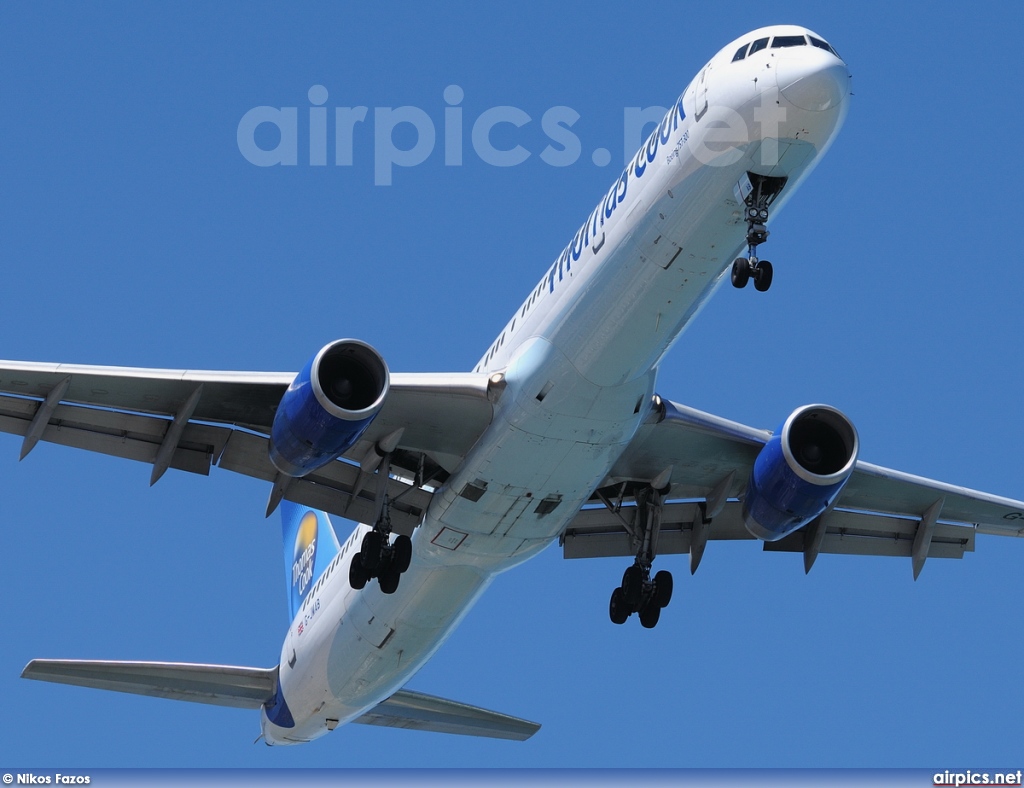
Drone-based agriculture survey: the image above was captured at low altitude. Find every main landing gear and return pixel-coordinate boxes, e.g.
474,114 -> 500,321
348,512 -> 412,595
348,450 -> 414,595
731,173 -> 786,293
606,483 -> 673,629
609,564 -> 673,629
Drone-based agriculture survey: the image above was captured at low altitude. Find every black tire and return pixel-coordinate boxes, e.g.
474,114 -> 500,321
654,570 -> 673,608
621,565 -> 643,607
639,601 -> 661,629
609,587 -> 629,625
754,260 -> 773,292
379,568 -> 400,595
392,534 -> 412,574
349,554 -> 368,590
731,258 -> 750,289
360,531 -> 383,573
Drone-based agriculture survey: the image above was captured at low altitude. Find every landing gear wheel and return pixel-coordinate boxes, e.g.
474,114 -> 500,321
621,565 -> 644,607
653,570 -> 673,608
360,531 -> 383,573
392,534 -> 412,574
609,587 -> 629,625
731,258 -> 750,289
349,554 -> 369,590
379,568 -> 401,595
639,601 -> 661,629
753,260 -> 773,292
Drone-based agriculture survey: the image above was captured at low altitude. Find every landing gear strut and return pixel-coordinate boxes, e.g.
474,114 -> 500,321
348,452 -> 414,595
606,484 -> 674,629
731,173 -> 786,293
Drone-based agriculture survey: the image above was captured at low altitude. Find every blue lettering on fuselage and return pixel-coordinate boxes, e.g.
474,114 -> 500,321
476,93 -> 687,370
547,94 -> 685,293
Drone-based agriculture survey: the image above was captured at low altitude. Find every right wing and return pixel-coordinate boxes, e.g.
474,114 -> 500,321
563,396 -> 1024,575
0,360 -> 496,532
22,659 -> 540,740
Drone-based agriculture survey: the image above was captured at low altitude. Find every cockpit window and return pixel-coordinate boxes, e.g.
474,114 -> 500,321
808,35 -> 840,58
732,43 -> 749,62
771,35 -> 807,48
748,37 -> 769,55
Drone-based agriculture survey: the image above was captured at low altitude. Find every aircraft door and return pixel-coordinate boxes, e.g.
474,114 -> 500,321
695,66 -> 710,121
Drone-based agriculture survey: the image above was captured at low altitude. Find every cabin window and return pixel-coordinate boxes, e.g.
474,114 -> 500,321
748,37 -> 769,55
771,35 -> 807,48
732,44 -> 749,62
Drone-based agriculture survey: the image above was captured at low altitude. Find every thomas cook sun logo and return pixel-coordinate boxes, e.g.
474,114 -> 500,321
291,511 -> 319,602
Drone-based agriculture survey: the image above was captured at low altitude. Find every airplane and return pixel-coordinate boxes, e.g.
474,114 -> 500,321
7,24 -> 1024,745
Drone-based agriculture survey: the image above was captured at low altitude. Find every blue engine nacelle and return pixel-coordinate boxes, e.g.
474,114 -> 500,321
743,404 -> 859,542
268,339 -> 389,477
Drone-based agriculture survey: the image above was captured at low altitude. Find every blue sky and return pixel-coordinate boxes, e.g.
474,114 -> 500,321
2,0 -> 1023,770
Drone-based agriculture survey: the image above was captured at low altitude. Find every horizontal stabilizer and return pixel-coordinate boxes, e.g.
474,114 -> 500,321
354,688 -> 541,741
21,659 -> 276,709
23,660 -> 540,739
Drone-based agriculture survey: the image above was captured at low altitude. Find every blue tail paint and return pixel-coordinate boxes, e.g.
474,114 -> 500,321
280,501 -> 341,621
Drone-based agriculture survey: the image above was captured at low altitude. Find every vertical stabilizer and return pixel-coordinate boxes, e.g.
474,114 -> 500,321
281,501 -> 341,621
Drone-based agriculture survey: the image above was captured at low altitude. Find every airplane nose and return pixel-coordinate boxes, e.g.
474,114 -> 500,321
776,57 -> 849,112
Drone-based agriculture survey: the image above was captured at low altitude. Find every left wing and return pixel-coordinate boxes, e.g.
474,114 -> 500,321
563,396 -> 1024,576
0,360 -> 495,531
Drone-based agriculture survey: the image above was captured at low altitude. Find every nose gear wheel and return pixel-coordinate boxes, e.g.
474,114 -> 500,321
731,173 -> 786,293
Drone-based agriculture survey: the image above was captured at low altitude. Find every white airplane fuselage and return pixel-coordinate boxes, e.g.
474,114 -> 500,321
262,25 -> 850,744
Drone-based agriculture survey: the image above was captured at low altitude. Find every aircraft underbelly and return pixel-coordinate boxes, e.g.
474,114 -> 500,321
275,561 -> 492,742
271,86 -> 845,744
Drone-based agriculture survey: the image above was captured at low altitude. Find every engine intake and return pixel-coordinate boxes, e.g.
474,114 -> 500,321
743,404 -> 858,542
269,340 -> 389,477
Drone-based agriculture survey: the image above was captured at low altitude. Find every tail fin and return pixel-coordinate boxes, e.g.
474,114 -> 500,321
281,501 -> 341,621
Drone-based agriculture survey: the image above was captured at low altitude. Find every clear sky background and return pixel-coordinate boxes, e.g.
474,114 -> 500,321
2,0 -> 1023,770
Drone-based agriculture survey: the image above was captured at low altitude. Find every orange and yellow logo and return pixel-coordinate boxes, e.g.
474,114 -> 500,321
291,511 -> 319,600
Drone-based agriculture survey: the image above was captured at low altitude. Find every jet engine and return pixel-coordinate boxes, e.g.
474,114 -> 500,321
742,404 -> 859,541
268,339 -> 389,477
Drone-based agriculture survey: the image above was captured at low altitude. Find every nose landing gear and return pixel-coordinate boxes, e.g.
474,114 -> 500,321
731,173 -> 786,293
